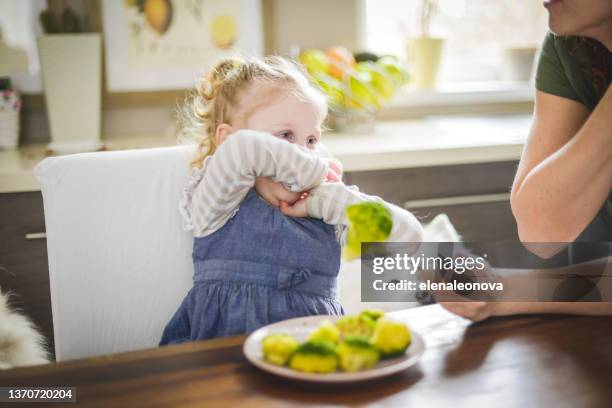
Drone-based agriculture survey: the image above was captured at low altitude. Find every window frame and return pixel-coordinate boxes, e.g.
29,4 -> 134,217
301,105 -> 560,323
356,0 -> 540,112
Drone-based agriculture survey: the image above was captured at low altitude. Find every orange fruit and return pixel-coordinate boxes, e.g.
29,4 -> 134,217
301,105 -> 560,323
325,46 -> 355,80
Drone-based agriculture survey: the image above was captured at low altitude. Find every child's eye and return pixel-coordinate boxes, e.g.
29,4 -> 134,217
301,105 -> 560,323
277,131 -> 294,141
306,136 -> 318,146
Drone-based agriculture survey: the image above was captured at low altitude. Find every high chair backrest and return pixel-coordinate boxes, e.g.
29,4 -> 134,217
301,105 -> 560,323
35,146 -> 196,361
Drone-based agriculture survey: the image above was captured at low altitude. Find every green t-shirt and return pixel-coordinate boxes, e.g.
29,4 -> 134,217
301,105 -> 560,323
535,32 -> 611,239
535,31 -> 611,110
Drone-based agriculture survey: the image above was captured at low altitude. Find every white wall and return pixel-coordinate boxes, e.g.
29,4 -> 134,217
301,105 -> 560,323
270,0 -> 360,55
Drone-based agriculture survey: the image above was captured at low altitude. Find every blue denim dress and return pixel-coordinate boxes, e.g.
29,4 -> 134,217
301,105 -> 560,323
159,188 -> 344,344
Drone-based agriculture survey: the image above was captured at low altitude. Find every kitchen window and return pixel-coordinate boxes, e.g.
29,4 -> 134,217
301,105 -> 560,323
361,0 -> 549,107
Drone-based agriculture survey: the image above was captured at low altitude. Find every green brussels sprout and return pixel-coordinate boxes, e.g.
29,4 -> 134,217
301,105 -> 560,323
289,340 -> 339,373
336,314 -> 376,339
343,202 -> 393,260
370,318 -> 412,358
337,335 -> 380,372
360,309 -> 385,322
261,333 -> 299,366
308,319 -> 341,344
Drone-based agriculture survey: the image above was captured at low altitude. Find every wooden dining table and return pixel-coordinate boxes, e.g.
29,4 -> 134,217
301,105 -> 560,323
1,304 -> 611,407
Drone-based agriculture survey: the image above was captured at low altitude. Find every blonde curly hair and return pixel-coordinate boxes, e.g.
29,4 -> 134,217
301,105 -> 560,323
178,56 -> 328,169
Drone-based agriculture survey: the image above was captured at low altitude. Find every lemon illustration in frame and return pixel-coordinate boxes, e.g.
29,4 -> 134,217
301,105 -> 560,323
211,15 -> 237,49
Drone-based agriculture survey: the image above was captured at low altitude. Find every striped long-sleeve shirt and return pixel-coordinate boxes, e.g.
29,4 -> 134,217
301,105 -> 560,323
180,129 -> 424,244
307,183 -> 423,244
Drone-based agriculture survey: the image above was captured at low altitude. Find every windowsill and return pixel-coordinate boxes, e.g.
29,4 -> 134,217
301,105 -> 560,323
377,81 -> 535,120
389,81 -> 535,108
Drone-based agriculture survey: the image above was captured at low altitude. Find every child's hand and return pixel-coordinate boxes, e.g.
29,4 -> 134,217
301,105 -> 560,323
325,159 -> 342,183
279,192 -> 309,217
255,176 -> 300,207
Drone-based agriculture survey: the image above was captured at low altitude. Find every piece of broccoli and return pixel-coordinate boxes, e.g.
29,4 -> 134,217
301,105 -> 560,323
337,335 -> 380,372
370,318 -> 412,358
343,202 -> 393,260
308,319 -> 341,344
335,314 -> 376,339
360,309 -> 385,322
289,340 -> 339,373
261,333 -> 300,366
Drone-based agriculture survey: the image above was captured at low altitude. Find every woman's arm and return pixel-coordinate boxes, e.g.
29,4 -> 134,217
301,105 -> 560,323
440,301 -> 612,322
498,302 -> 612,316
511,86 -> 612,251
438,255 -> 612,321
305,182 -> 424,243
189,130 -> 328,236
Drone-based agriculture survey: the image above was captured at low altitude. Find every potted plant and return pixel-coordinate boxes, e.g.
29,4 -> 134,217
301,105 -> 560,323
500,46 -> 538,82
407,0 -> 444,89
37,6 -> 103,154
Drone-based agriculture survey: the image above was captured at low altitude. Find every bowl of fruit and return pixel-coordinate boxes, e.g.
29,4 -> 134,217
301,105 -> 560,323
299,47 -> 410,132
243,309 -> 424,383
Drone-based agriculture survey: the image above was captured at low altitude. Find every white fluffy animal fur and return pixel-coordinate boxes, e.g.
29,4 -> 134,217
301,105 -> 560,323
0,289 -> 49,369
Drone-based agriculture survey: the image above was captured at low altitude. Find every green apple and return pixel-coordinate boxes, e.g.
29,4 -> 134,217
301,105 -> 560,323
347,72 -> 381,110
300,49 -> 330,75
356,62 -> 395,101
312,72 -> 345,108
377,56 -> 410,85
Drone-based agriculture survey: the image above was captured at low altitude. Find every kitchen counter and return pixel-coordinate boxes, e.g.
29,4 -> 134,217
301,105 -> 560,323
0,115 -> 530,193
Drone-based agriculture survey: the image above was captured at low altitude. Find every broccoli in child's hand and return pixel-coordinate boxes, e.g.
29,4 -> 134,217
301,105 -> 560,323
308,319 -> 341,344
360,309 -> 385,322
289,340 -> 339,373
336,314 -> 376,339
337,335 -> 380,372
261,333 -> 299,366
370,318 -> 412,358
343,202 -> 393,260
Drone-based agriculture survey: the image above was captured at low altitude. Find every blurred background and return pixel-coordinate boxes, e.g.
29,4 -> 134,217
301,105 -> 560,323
0,0 -> 547,145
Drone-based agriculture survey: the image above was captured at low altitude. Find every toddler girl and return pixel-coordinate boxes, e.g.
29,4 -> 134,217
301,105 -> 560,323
159,57 -> 423,344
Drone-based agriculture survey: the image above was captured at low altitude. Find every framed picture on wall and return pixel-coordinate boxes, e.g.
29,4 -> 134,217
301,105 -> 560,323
101,0 -> 263,92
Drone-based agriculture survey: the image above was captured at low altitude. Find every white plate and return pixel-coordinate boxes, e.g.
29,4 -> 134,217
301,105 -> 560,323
243,315 -> 425,383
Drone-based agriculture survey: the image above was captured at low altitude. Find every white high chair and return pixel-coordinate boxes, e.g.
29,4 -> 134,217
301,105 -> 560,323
35,146 -> 196,361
